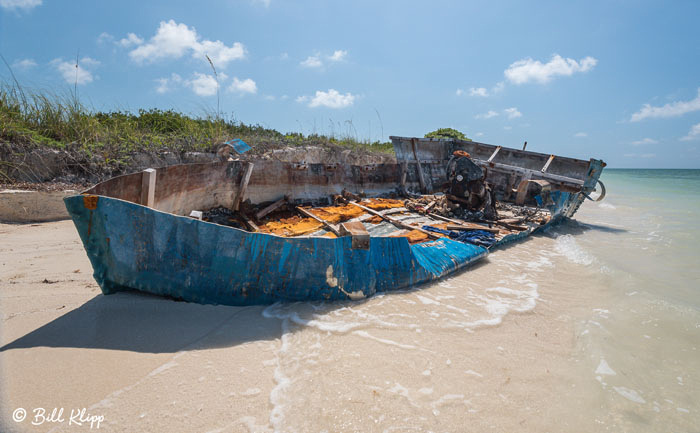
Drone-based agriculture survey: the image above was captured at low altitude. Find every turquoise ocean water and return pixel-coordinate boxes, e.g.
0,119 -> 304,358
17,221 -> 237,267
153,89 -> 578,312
559,168 -> 700,431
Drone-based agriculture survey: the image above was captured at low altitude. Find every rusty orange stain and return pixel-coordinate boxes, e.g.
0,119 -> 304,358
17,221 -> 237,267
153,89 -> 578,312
83,195 -> 99,210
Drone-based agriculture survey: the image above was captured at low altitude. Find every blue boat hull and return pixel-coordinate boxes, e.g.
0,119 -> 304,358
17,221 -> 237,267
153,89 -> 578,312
64,195 -> 488,306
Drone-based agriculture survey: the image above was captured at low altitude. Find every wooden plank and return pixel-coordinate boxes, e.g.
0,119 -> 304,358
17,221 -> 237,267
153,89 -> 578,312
411,138 -> 427,193
241,214 -> 259,232
515,174 -> 532,206
447,224 -> 498,232
296,206 -> 340,236
425,212 -> 500,233
233,162 -> 254,211
140,168 -> 156,208
349,201 -> 440,239
541,154 -> 555,172
487,146 -> 502,163
255,195 -> 288,220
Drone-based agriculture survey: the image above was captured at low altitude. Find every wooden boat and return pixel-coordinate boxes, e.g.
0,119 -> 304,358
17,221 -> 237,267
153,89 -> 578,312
63,137 -> 606,306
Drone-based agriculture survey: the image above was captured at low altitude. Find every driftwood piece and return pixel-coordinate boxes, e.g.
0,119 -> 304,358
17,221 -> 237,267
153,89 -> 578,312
255,196 -> 288,221
349,202 -> 439,239
296,206 -> 340,236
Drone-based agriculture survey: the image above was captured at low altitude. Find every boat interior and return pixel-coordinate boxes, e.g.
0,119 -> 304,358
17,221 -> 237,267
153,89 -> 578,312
83,137 -> 605,248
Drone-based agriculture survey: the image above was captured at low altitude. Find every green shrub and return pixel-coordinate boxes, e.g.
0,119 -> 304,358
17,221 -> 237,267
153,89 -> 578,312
424,127 -> 471,141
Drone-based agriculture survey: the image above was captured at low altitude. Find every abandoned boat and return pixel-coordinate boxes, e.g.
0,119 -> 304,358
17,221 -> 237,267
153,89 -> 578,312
63,137 -> 606,306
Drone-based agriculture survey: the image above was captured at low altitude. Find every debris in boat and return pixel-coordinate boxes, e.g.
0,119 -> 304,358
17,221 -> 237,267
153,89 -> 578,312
189,210 -> 203,220
339,221 -> 370,249
255,196 -> 288,220
446,151 -> 498,221
390,229 -> 431,244
201,206 -> 246,229
296,206 -> 340,236
422,226 -> 497,248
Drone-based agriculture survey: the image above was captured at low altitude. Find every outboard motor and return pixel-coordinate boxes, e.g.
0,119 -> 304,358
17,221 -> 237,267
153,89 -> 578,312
446,151 -> 498,220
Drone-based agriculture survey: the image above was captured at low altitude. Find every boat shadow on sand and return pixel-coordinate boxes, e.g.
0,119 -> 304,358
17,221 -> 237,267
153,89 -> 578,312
0,292 -> 293,354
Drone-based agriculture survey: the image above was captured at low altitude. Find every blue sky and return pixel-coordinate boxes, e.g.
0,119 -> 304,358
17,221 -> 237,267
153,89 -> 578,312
1,0 -> 699,168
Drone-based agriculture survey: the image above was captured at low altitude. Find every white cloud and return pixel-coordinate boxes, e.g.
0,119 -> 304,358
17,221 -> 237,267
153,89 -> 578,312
475,132 -> 484,137
300,55 -> 322,68
155,73 -> 182,94
119,33 -> 144,48
492,81 -> 505,94
504,54 -> 597,84
253,0 -> 270,7
12,58 -> 37,69
228,77 -> 257,94
631,89 -> 700,122
504,107 -> 522,119
574,132 -> 588,138
455,89 -> 464,96
469,87 -> 488,97
51,57 -> 99,85
0,0 -> 41,10
680,123 -> 700,141
97,32 -> 114,44
328,50 -> 347,62
297,89 -> 356,109
186,72 -> 225,96
475,110 -> 499,119
128,20 -> 246,68
630,137 -> 658,145
504,126 -> 512,130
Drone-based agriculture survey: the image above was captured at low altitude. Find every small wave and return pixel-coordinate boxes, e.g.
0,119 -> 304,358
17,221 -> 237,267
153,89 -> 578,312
554,234 -> 595,265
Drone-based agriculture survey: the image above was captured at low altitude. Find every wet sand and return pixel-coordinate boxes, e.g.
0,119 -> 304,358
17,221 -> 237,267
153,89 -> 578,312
0,216 -> 695,432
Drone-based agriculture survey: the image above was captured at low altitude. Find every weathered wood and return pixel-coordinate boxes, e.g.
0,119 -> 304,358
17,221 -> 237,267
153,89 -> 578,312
411,138 -> 427,193
491,220 -> 529,231
339,221 -> 370,249
487,146 -> 502,163
447,224 -> 499,232
233,162 -> 254,211
140,168 -> 156,208
296,206 -> 340,236
425,212 -> 500,233
241,214 -> 259,232
515,174 -> 532,206
541,154 -> 555,172
424,201 -> 436,212
349,201 -> 440,239
255,195 -> 288,220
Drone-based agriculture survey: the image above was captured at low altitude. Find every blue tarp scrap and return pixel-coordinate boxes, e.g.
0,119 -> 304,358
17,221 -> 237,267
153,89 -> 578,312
225,138 -> 252,154
422,225 -> 497,248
